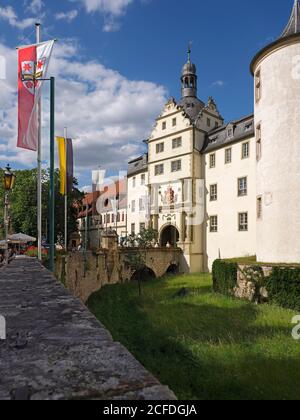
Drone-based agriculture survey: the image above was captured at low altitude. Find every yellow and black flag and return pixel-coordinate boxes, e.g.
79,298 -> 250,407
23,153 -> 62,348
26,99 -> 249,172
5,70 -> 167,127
56,137 -> 74,195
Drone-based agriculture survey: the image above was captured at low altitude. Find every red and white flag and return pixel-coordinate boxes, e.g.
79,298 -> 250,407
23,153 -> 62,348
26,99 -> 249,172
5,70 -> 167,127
17,40 -> 54,151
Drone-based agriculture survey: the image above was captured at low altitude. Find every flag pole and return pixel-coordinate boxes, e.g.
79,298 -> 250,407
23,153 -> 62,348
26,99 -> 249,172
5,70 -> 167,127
36,23 -> 42,261
64,127 -> 68,251
49,76 -> 55,272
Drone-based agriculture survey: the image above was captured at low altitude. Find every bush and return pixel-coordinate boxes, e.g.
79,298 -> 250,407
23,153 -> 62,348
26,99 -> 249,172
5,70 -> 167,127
212,260 -> 238,296
265,267 -> 300,311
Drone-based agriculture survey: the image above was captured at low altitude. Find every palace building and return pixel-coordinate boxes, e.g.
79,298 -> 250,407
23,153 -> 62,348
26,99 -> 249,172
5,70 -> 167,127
126,0 -> 300,271
79,0 -> 300,272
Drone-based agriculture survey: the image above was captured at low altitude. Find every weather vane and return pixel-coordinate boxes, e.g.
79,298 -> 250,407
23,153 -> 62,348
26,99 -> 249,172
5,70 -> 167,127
188,41 -> 192,62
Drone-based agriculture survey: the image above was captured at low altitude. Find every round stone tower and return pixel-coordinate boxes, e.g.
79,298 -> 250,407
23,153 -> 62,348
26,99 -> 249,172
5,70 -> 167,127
251,0 -> 300,263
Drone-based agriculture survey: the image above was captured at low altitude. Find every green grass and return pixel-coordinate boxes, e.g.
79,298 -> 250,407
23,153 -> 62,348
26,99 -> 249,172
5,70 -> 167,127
87,273 -> 300,400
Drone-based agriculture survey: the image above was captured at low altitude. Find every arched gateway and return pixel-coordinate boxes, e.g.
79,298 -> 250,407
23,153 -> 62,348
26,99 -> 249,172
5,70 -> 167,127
160,225 -> 180,247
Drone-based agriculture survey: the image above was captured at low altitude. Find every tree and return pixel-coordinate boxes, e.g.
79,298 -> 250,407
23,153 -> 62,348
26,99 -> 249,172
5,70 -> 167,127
0,168 -> 83,244
136,227 -> 158,249
125,251 -> 146,297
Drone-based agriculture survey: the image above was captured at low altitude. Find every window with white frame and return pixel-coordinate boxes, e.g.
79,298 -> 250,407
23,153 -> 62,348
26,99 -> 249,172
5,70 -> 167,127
209,153 -> 216,168
172,137 -> 182,149
139,198 -> 145,211
171,160 -> 182,172
210,184 -> 218,201
156,142 -> 164,154
172,118 -> 177,127
256,124 -> 262,161
140,223 -> 146,232
131,200 -> 136,213
239,212 -> 248,232
155,164 -> 164,176
132,177 -> 136,188
207,118 -> 211,128
131,223 -> 135,235
225,148 -> 232,164
255,70 -> 261,102
238,177 -> 248,196
141,173 -> 146,185
257,196 -> 262,220
162,121 -> 166,130
242,142 -> 250,159
210,216 -> 218,233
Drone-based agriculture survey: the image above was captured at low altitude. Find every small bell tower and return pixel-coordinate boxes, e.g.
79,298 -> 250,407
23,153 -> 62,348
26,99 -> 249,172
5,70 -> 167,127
181,44 -> 198,98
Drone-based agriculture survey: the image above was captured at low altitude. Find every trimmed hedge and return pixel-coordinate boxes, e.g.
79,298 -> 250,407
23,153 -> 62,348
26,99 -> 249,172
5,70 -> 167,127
213,259 -> 300,311
265,267 -> 300,312
212,260 -> 238,296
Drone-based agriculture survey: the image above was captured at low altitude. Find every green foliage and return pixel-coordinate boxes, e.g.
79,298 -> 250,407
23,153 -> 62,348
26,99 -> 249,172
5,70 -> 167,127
135,227 -> 158,249
213,259 -> 300,311
0,168 -> 83,243
212,259 -> 238,296
266,267 -> 300,311
125,251 -> 146,296
87,272 -> 300,400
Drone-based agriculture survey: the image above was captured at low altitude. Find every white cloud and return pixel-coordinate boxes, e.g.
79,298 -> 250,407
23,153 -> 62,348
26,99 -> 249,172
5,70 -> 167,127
0,6 -> 37,30
0,40 -> 167,181
25,0 -> 45,14
55,10 -> 79,23
71,0 -> 134,31
212,80 -> 225,88
74,0 -> 133,15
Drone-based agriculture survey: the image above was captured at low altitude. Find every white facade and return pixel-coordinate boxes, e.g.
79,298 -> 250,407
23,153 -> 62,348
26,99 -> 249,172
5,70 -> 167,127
127,164 -> 149,236
81,1 -> 300,272
205,130 -> 257,269
252,36 -> 300,264
125,1 -> 300,271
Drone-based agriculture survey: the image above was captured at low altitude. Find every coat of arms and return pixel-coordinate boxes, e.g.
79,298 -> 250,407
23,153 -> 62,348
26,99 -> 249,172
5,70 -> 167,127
162,186 -> 178,205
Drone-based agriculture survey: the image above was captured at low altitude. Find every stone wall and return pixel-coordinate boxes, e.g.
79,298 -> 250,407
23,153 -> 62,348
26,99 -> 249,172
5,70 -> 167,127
56,248 -> 183,303
234,264 -> 273,303
0,259 -> 176,400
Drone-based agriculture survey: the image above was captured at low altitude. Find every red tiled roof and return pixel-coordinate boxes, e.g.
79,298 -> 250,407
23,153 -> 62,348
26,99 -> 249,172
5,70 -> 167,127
78,179 -> 127,218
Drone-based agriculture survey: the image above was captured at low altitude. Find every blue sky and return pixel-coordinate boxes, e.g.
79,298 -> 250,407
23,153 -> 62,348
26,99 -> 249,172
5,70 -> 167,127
0,0 -> 295,188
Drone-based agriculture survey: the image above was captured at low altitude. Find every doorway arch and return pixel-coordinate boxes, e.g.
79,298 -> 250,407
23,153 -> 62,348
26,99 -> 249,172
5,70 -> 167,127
131,267 -> 156,282
160,225 -> 180,247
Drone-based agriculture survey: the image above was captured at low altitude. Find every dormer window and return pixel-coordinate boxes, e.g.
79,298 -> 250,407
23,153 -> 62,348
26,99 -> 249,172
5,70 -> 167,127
245,123 -> 252,132
227,128 -> 233,138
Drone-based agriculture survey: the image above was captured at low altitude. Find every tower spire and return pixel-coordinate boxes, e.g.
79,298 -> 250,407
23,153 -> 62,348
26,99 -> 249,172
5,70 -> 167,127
281,0 -> 300,38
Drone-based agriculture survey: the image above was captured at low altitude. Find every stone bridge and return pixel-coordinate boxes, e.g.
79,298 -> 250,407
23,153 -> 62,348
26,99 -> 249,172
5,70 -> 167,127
56,247 -> 183,303
0,259 -> 176,400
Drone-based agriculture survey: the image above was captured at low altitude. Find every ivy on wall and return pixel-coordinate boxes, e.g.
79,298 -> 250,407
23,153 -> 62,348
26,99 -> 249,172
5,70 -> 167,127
212,260 -> 300,311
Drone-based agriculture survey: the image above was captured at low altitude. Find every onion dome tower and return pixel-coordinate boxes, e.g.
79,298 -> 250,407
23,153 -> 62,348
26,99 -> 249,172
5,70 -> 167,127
178,45 -> 205,120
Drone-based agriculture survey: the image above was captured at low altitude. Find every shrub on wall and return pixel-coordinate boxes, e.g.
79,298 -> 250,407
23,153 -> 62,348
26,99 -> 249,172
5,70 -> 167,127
212,260 -> 238,296
265,267 -> 300,311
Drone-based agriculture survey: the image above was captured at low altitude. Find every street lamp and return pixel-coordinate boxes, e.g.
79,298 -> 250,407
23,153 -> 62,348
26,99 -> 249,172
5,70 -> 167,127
3,165 -> 16,265
4,164 -> 16,191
